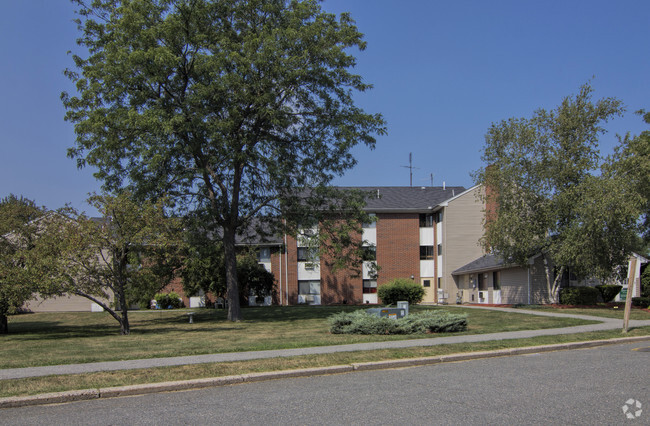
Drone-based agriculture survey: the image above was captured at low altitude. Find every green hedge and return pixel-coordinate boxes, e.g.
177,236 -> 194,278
154,292 -> 184,309
328,310 -> 468,335
559,286 -> 601,305
631,297 -> 650,308
377,278 -> 425,305
595,285 -> 622,303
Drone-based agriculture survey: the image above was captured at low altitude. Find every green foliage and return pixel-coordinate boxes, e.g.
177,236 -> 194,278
610,110 -> 650,244
559,286 -> 602,306
476,83 -> 639,303
377,278 -> 425,305
63,0 -> 386,321
154,292 -> 184,309
236,250 -> 276,305
631,297 -> 650,308
44,192 -> 185,335
595,285 -> 623,303
328,310 -> 468,334
182,232 -> 276,306
0,195 -> 59,333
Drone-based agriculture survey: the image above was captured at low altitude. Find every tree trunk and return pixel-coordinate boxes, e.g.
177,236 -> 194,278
0,314 -> 7,334
116,248 -> 130,335
118,288 -> 130,335
223,227 -> 242,321
542,255 -> 562,304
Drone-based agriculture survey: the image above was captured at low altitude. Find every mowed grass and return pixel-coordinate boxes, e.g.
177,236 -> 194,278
512,305 -> 650,320
1,305 -> 597,369
3,326 -> 649,398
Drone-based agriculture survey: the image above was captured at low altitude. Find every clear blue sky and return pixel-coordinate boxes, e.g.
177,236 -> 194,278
1,0 -> 648,215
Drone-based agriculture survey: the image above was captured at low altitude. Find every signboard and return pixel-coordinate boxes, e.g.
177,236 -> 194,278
620,289 -> 628,301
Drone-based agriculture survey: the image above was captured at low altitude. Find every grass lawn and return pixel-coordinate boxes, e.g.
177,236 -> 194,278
2,326 -> 649,398
512,305 -> 650,320
1,305 -> 598,369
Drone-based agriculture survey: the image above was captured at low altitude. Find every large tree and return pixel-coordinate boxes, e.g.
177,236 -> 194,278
63,0 -> 385,321
47,192 -> 184,335
476,84 -> 641,303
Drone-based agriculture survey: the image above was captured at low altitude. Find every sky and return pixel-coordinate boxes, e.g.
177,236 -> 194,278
1,0 -> 648,215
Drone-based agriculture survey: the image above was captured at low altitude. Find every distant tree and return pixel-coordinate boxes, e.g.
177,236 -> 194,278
236,249 -> 276,306
182,220 -> 275,307
181,213 -> 226,304
0,195 -> 61,334
63,0 -> 385,321
475,83 -> 641,303
48,192 -> 184,335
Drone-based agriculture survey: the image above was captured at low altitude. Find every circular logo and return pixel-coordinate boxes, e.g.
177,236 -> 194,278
622,399 -> 642,420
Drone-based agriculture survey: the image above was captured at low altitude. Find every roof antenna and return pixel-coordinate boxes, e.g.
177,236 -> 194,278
401,152 -> 419,187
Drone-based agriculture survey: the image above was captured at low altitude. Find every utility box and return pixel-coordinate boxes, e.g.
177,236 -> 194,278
396,301 -> 409,316
366,307 -> 407,319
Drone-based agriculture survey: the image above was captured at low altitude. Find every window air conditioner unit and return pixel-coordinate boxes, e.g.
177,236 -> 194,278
304,295 -> 315,303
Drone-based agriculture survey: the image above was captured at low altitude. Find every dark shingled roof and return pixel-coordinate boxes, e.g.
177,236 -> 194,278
340,186 -> 467,212
452,254 -> 515,275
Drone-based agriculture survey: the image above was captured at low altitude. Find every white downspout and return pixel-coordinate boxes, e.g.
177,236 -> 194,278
284,232 -> 289,306
527,267 -> 531,305
278,243 -> 283,306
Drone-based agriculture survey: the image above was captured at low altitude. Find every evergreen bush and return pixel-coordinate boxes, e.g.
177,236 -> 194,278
154,292 -> 184,309
595,285 -> 622,303
559,286 -> 601,305
631,297 -> 650,308
377,278 -> 425,305
328,309 -> 467,335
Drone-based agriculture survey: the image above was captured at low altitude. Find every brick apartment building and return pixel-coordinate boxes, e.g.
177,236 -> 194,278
22,185 -> 488,311
252,185 -> 486,306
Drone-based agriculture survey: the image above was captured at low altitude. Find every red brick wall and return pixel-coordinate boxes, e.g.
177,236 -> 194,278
376,213 -> 420,285
285,234 -> 299,305
320,228 -> 363,304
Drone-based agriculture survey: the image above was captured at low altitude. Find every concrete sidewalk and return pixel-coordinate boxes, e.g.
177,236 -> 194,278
2,306 -> 649,381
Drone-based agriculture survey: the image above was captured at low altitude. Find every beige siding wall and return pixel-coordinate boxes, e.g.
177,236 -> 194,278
500,267 -> 529,304
441,186 -> 486,299
529,255 -> 551,304
23,293 -> 111,312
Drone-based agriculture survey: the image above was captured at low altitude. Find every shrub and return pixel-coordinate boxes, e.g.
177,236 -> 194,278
154,292 -> 184,309
595,285 -> 623,303
559,286 -> 601,305
377,278 -> 425,305
328,310 -> 467,334
631,297 -> 650,308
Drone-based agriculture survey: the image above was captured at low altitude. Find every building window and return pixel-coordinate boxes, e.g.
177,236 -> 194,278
297,247 -> 319,262
257,247 -> 271,263
493,271 -> 501,290
363,280 -> 377,294
437,244 -> 442,256
437,278 -> 441,289
420,246 -> 434,260
419,213 -> 434,227
362,246 -> 376,261
478,273 -> 488,291
298,280 -> 321,296
423,280 -> 431,287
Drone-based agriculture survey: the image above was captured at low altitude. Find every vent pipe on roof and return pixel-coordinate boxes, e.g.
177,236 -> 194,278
452,189 -> 455,197
376,189 -> 380,199
443,181 -> 446,190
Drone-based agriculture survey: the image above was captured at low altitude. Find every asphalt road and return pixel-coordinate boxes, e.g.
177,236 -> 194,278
1,341 -> 648,425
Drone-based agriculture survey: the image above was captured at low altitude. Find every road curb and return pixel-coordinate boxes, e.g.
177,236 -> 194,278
2,335 -> 649,409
